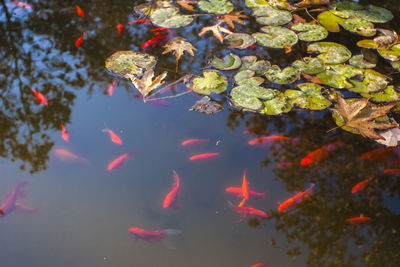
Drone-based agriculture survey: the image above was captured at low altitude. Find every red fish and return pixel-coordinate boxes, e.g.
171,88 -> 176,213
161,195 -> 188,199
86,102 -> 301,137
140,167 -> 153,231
250,263 -> 270,267
351,177 -> 374,194
75,5 -> 84,17
128,19 -> 151,24
248,136 -> 299,146
31,88 -> 48,105
128,227 -> 181,242
108,79 -> 116,96
229,202 -> 269,222
301,140 -> 344,166
107,152 -> 134,171
8,1 -> 32,10
189,153 -> 220,161
181,138 -> 210,146
278,184 -> 314,212
0,181 -> 35,217
384,168 -> 400,175
238,169 -> 249,207
163,170 -> 180,209
140,35 -> 171,50
359,147 -> 396,162
54,148 -> 89,164
225,187 -> 266,200
345,216 -> 372,223
75,33 -> 85,47
102,127 -> 122,145
117,24 -> 123,38
149,28 -> 173,35
61,122 -> 69,142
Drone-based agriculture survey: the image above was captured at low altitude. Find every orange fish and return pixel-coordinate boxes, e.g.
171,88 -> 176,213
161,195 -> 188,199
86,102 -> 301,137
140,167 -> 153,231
128,19 -> 151,24
54,148 -> 89,164
149,28 -> 173,35
163,170 -> 180,209
238,169 -> 249,207
61,122 -> 69,142
225,187 -> 266,200
107,152 -> 134,171
359,147 -> 396,162
229,202 -> 268,222
181,139 -> 209,146
384,168 -> 400,175
189,153 -> 221,161
141,35 -> 171,50
278,184 -> 314,212
128,227 -> 181,242
108,79 -> 116,96
31,88 -> 48,105
351,177 -> 374,194
248,136 -> 298,146
250,263 -> 269,267
345,216 -> 372,223
75,33 -> 85,47
301,140 -> 344,166
102,127 -> 122,145
75,5 -> 84,17
117,24 -> 123,38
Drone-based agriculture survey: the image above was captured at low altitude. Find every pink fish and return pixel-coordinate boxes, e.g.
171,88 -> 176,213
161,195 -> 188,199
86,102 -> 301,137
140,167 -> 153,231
0,181 -> 35,217
31,88 -> 48,105
54,148 -> 89,164
229,202 -> 269,222
128,227 -> 181,242
163,170 -> 180,209
61,122 -> 69,142
102,127 -> 122,145
108,79 -> 116,96
189,153 -> 221,161
107,152 -> 134,171
181,138 -> 210,146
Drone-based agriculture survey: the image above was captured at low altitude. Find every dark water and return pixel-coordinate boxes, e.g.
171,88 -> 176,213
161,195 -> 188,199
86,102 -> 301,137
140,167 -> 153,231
0,0 -> 400,266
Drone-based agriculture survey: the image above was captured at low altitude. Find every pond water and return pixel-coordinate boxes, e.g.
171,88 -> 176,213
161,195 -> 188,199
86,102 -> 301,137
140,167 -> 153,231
1,0 -> 400,266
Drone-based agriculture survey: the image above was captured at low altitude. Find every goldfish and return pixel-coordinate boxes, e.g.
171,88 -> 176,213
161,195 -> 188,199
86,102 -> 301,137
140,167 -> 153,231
248,136 -> 299,146
250,263 -> 270,267
226,187 -> 267,200
149,27 -> 173,35
384,168 -> 400,175
102,126 -> 122,145
129,227 -> 181,242
141,35 -> 171,50
359,147 -> 396,162
117,24 -> 123,38
351,177 -> 374,194
75,33 -> 85,47
75,5 -> 84,17
128,19 -> 151,24
31,88 -> 48,105
61,122 -> 69,142
189,153 -> 221,161
229,202 -> 269,222
0,181 -> 35,217
108,79 -> 116,96
163,170 -> 180,209
301,140 -> 344,166
238,169 -> 249,207
345,216 -> 372,223
181,138 -> 210,146
107,152 -> 134,171
278,184 -> 314,212
8,1 -> 32,10
54,148 -> 89,164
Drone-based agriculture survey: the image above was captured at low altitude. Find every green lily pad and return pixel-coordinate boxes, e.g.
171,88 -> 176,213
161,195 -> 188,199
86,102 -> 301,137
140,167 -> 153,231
361,86 -> 400,102
329,64 -> 364,77
292,57 -> 325,75
192,70 -> 228,95
317,11 -> 344,32
378,44 -> 400,61
211,53 -> 241,70
253,26 -> 298,49
234,70 -> 265,86
356,5 -> 393,23
230,84 -> 275,110
308,42 -> 351,64
317,70 -> 353,89
265,65 -> 298,84
291,23 -> 328,42
198,0 -> 234,14
224,33 -> 255,49
349,55 -> 376,68
332,1 -> 364,11
240,56 -> 271,75
357,39 -> 379,49
105,51 -> 157,77
253,6 -> 292,26
262,91 -> 293,115
342,18 -> 376,37
349,69 -> 389,93
285,83 -> 331,110
245,0 -> 270,9
150,7 -> 193,28
391,61 -> 400,71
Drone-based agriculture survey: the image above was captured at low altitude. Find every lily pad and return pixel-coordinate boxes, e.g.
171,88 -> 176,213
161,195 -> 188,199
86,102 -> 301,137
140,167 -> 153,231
331,1 -> 364,11
308,42 -> 351,64
198,0 -> 234,14
349,55 -> 376,68
224,33 -> 255,49
150,7 -> 193,28
230,84 -> 275,110
349,69 -> 389,93
234,70 -> 265,86
329,64 -> 364,78
245,0 -> 270,9
357,39 -> 379,49
192,70 -> 228,95
361,86 -> 400,103
240,56 -> 271,75
317,70 -> 353,89
356,5 -> 393,23
292,57 -> 325,75
291,23 -> 328,42
211,53 -> 241,70
105,51 -> 157,77
342,18 -> 376,37
253,26 -> 298,49
285,83 -> 331,110
253,6 -> 292,26
317,11 -> 344,32
378,44 -> 400,61
262,91 -> 293,115
265,65 -> 298,84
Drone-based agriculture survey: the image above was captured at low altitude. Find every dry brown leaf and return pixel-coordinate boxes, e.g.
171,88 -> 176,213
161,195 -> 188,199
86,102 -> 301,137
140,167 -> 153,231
128,69 -> 167,99
302,73 -> 323,84
295,0 -> 330,7
162,37 -> 196,61
177,0 -> 197,11
198,24 -> 233,43
217,11 -> 248,30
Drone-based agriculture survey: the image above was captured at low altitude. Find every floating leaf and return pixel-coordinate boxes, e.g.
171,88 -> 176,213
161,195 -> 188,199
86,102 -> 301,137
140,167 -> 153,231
253,6 -> 292,26
342,18 -> 376,37
317,70 -> 353,89
285,83 -> 331,110
230,84 -> 275,110
189,96 -> 224,114
218,11 -> 248,29
177,0 -> 197,11
332,1 -> 364,11
317,11 -> 344,32
349,55 -> 376,69
128,69 -> 167,98
265,65 -> 298,84
308,42 -> 351,64
150,7 -> 193,28
224,33 -> 255,49
378,44 -> 400,61
198,0 -> 233,14
192,70 -> 228,95
262,91 -> 293,115
162,37 -> 196,61
291,23 -> 328,42
245,0 -> 271,9
105,51 -> 157,77
211,53 -> 241,70
374,29 -> 398,47
349,69 -> 389,93
376,127 -> 400,147
361,86 -> 400,103
292,57 -> 325,75
356,5 -> 393,23
199,24 -> 233,43
240,56 -> 271,75
234,70 -> 265,86
253,26 -> 298,49
357,39 -> 378,49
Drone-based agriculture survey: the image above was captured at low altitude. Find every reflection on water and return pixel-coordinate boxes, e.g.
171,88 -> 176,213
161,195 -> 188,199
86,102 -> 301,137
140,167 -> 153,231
0,0 -> 400,266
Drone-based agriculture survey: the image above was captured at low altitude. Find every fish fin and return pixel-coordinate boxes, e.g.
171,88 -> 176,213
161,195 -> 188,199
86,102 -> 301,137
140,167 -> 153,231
16,202 -> 36,211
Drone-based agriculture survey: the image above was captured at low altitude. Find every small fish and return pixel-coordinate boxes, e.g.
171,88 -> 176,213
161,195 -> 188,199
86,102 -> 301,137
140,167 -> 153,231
250,263 -> 270,267
75,5 -> 84,17
128,19 -> 151,24
238,169 -> 249,207
345,216 -> 372,223
189,153 -> 221,161
107,80 -> 116,96
140,35 -> 171,50
31,88 -> 48,105
54,148 -> 89,164
61,122 -> 69,142
8,1 -> 32,10
0,181 -> 35,217
301,140 -> 344,166
248,136 -> 298,146
181,138 -> 210,146
278,184 -> 314,212
163,170 -> 180,209
75,33 -> 85,47
128,227 -> 181,242
117,24 -> 123,38
359,147 -> 396,162
351,177 -> 374,194
150,100 -> 170,107
102,127 -> 122,145
228,202 -> 268,222
384,168 -> 400,175
107,152 -> 134,171
225,187 -> 266,200
149,27 -> 173,35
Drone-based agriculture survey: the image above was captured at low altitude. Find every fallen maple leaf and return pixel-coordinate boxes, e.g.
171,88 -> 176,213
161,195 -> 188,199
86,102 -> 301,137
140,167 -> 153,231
330,95 -> 397,139
128,69 -> 167,99
177,0 -> 197,11
162,37 -> 197,62
199,23 -> 233,43
217,11 -> 248,30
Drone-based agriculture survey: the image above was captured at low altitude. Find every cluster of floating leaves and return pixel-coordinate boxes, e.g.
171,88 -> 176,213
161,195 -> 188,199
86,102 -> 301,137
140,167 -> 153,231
105,0 -> 400,146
